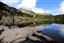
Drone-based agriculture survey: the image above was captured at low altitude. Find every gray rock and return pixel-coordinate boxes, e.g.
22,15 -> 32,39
0,26 -> 43,43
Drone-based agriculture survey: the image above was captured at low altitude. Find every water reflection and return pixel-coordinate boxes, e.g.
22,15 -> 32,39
42,23 -> 64,43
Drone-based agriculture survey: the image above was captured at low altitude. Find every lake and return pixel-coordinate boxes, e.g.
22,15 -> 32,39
0,23 -> 64,43
41,23 -> 64,43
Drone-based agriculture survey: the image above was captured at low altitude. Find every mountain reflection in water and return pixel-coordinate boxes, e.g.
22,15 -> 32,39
42,23 -> 64,43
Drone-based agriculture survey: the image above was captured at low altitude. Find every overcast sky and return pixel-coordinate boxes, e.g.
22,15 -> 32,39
0,0 -> 64,15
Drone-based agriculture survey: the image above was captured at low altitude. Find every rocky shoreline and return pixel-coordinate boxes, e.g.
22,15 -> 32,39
0,25 -> 55,43
0,2 -> 59,43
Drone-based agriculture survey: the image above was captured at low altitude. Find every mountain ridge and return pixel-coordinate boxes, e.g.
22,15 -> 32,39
0,2 -> 64,27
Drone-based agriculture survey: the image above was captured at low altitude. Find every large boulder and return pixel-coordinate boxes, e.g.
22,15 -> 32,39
0,26 -> 43,43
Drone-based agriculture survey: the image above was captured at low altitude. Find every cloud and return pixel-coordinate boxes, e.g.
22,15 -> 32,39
17,0 -> 37,9
16,0 -> 50,14
0,0 -> 20,7
0,0 -> 18,3
0,0 -> 51,14
31,8 -> 51,13
57,1 -> 64,14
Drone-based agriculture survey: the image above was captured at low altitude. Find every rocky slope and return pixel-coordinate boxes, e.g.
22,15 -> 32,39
0,2 -> 34,27
0,2 -> 56,43
0,2 -> 54,27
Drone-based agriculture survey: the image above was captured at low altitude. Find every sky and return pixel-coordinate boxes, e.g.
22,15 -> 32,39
0,0 -> 64,15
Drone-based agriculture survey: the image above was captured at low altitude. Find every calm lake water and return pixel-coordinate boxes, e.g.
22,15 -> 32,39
41,23 -> 64,43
